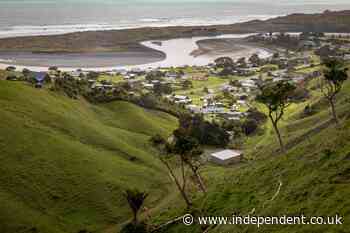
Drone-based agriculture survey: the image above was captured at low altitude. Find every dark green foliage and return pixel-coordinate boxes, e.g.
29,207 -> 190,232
177,114 -> 230,147
22,68 -> 31,78
6,75 -> 19,81
219,66 -> 235,76
257,81 -> 296,112
154,82 -> 173,96
323,58 -> 348,92
248,53 -> 262,67
321,58 -> 349,124
237,57 -> 247,68
257,81 -> 296,151
214,57 -> 234,69
145,70 -> 164,81
124,189 -> 148,224
172,131 -> 202,156
246,108 -> 267,124
242,119 -> 259,136
182,80 -> 193,89
120,222 -> 148,233
138,93 -> 158,108
48,66 -> 58,71
52,74 -> 88,99
5,66 -> 16,72
86,71 -> 99,80
150,134 -> 166,146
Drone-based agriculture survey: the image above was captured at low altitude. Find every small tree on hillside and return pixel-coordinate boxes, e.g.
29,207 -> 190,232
320,58 -> 348,125
237,57 -> 247,68
249,53 -> 261,67
150,135 -> 192,208
182,80 -> 193,89
214,57 -> 234,69
172,130 -> 206,193
124,189 -> 148,224
257,81 -> 296,153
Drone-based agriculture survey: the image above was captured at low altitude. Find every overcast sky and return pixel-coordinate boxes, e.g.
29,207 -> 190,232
1,0 -> 350,4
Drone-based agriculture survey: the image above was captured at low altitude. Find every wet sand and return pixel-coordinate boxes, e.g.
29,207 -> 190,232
0,34 -> 273,71
195,38 -> 275,59
0,45 -> 165,68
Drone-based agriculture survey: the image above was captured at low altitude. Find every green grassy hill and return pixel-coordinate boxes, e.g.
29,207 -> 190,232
0,80 -> 178,233
1,69 -> 350,233
155,77 -> 350,232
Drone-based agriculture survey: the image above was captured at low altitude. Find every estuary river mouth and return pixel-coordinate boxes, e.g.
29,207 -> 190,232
0,34 -> 273,71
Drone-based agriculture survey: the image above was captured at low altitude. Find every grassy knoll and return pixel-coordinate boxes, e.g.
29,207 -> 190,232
175,76 -> 230,105
97,74 -> 125,84
0,80 -> 178,233
153,71 -> 350,233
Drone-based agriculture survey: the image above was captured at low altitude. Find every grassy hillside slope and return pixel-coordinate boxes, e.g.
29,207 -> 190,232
157,75 -> 350,232
0,80 -> 177,233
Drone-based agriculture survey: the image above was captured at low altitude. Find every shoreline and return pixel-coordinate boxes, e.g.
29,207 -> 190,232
0,34 -> 274,72
195,38 -> 276,57
0,10 -> 349,71
0,10 -> 349,55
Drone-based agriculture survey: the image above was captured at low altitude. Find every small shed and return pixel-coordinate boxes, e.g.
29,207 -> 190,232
210,149 -> 243,165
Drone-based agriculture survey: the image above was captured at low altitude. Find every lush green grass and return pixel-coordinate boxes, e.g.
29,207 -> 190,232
2,67 -> 350,233
175,76 -> 229,105
97,74 -> 125,84
0,80 -> 178,233
155,76 -> 350,233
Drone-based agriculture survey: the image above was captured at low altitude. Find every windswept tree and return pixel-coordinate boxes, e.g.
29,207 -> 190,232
172,130 -> 206,193
249,53 -> 261,67
257,81 -> 296,153
150,135 -> 192,208
320,58 -> 348,125
182,79 -> 193,89
124,189 -> 148,224
214,56 -> 234,69
237,57 -> 247,68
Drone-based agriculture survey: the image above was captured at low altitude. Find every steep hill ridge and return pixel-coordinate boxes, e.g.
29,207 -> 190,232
0,81 -> 177,233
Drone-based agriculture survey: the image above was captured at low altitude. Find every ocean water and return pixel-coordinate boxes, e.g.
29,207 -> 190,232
0,0 -> 349,38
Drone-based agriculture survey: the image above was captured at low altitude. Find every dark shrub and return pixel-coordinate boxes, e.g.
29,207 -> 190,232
150,134 -> 166,146
246,108 -> 267,124
242,119 -> 259,136
178,114 -> 230,147
120,223 -> 148,233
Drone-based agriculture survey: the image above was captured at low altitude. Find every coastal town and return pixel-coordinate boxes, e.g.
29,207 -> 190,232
1,4 -> 350,233
2,32 -> 350,166
4,32 -> 350,122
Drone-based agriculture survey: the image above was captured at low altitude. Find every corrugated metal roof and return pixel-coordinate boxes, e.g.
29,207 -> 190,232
211,149 -> 242,160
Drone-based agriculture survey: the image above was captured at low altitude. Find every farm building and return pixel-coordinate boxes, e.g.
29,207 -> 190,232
210,149 -> 243,165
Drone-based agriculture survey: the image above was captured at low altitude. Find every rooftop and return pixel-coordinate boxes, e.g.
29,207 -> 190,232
211,149 -> 242,160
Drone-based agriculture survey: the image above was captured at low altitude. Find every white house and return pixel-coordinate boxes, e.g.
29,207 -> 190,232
210,149 -> 243,165
173,95 -> 192,104
143,83 -> 154,90
202,102 -> 225,114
